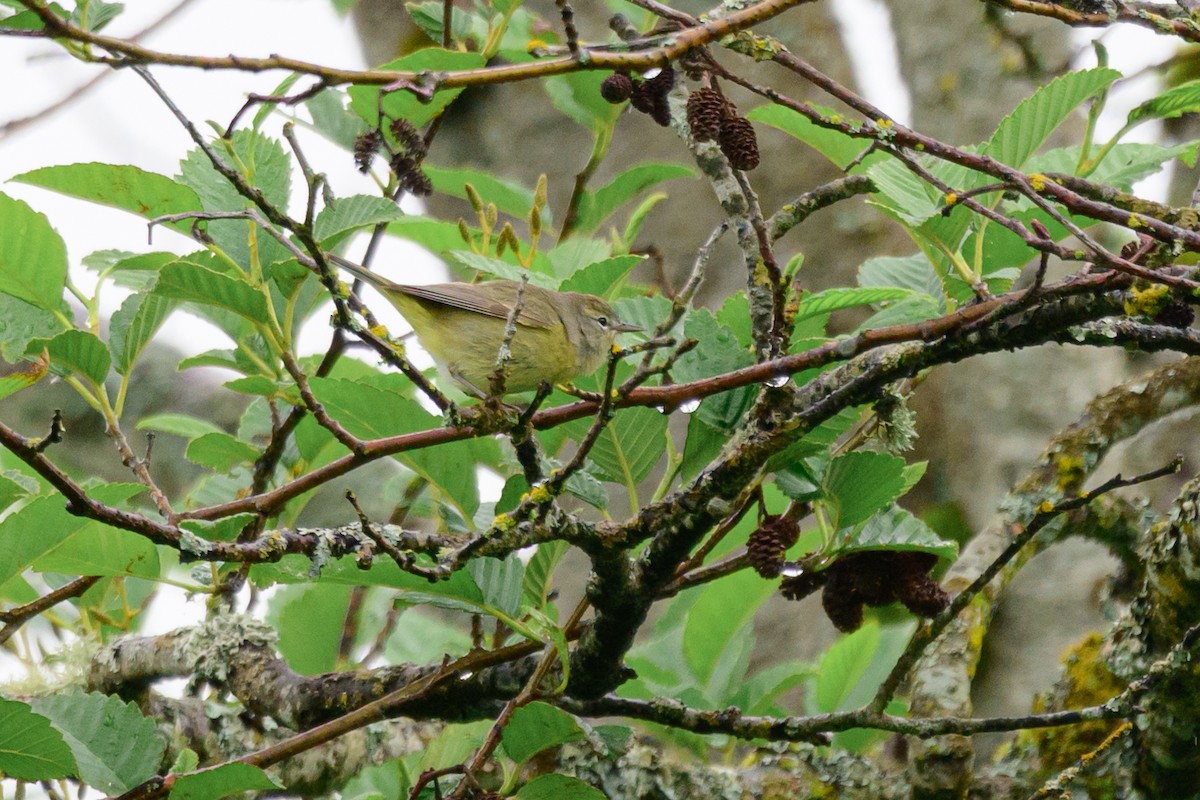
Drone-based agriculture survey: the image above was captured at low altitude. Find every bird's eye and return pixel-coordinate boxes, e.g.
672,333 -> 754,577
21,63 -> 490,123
597,316 -> 609,327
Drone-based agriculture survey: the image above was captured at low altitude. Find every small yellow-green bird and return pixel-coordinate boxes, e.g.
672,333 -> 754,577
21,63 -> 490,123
331,256 -> 641,396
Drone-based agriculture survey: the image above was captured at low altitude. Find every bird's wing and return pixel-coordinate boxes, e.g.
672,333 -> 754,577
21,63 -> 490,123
398,282 -> 560,329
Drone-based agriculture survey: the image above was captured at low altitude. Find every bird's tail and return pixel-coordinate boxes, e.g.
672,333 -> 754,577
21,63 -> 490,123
326,253 -> 403,292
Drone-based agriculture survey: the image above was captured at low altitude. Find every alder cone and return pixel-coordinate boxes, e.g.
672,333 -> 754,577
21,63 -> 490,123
719,115 -> 760,170
600,72 -> 634,103
687,87 -> 728,142
748,515 -> 800,578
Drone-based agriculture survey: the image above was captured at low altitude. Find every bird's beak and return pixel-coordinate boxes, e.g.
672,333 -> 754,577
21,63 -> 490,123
614,321 -> 643,333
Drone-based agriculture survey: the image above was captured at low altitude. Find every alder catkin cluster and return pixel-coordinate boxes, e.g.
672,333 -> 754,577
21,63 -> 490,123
601,67 -> 676,126
780,550 -> 949,632
747,514 -> 801,578
685,86 -> 760,170
351,118 -> 433,196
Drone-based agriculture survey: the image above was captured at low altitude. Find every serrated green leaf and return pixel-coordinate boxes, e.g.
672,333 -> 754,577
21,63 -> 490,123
672,309 -> 754,432
813,621 -> 880,713
30,692 -> 163,794
0,192 -> 67,311
867,157 -> 941,226
136,413 -> 225,440
176,131 -> 292,271
558,255 -> 642,297
515,774 -> 606,800
304,87 -> 369,150
12,163 -> 202,232
544,70 -> 623,132
467,555 -> 525,619
269,583 -> 352,675
746,103 -> 876,170
987,68 -> 1121,168
386,215 -> 475,255
185,432 -> 259,472
154,260 -> 268,322
313,194 -> 406,243
502,702 -> 587,764
424,165 -> 540,223
348,49 -> 485,129
822,451 -> 908,529
573,163 -> 694,233
566,406 -> 667,487
109,293 -> 176,375
0,699 -> 76,780
855,293 -> 942,331
309,377 -> 481,514
683,568 -> 774,694
0,294 -> 60,362
795,286 -> 913,324
522,541 -> 568,609
858,253 -> 945,309
29,330 -> 110,385
840,505 -> 958,561
444,251 -> 557,287
417,722 -> 491,773
33,521 -> 159,579
1127,78 -> 1200,128
0,350 -> 49,401
169,763 -> 281,800
0,485 -> 143,585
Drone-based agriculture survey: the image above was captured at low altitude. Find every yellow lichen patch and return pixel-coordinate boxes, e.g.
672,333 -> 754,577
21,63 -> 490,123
1123,283 -> 1170,318
1029,173 -> 1048,192
1055,453 -> 1087,490
1038,499 -> 1055,514
527,484 -> 552,504
1019,633 -> 1127,786
1128,213 -> 1145,229
491,512 -> 515,532
944,192 -> 958,207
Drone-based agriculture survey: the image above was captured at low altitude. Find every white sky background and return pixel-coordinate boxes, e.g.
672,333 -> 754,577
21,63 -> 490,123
0,1 -> 1186,674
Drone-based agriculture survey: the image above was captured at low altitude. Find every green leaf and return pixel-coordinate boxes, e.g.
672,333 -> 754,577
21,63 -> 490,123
855,293 -> 942,330
176,131 -> 292,271
858,253 -> 945,309
544,70 -> 622,132
386,216 -> 475,255
0,351 -> 49,401
313,194 -> 406,243
794,286 -> 913,325
109,293 -> 176,375
32,521 -> 159,579
566,406 -> 667,487
558,255 -> 642,297
821,451 -> 908,529
348,49 -> 486,129
154,260 -> 268,322
683,568 -> 774,694
501,702 -> 587,764
1127,78 -> 1200,128
840,505 -> 958,561
269,583 -> 353,675
813,621 -> 880,713
29,330 -> 111,385
466,555 -> 525,619
746,104 -> 874,170
424,165 -> 540,223
1027,141 -> 1200,191
30,692 -> 163,794
309,377 -> 481,514
444,251 -> 557,288
573,163 -> 694,233
0,486 -> 141,585
672,309 -> 754,432
522,541 -> 568,609
185,433 -> 259,472
866,157 -> 941,226
516,774 -> 606,800
0,192 -> 67,311
0,294 -> 61,362
0,699 -> 76,780
987,68 -> 1121,168
0,471 -> 34,512
136,413 -> 225,440
304,87 -> 369,150
169,763 -> 281,800
417,721 -> 492,772
12,163 -> 202,231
